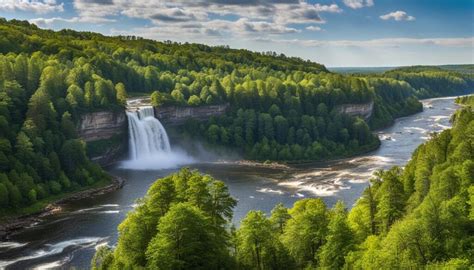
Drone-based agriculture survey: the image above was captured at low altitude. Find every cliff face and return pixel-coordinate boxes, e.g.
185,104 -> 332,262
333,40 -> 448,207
154,104 -> 229,125
78,111 -> 128,165
153,102 -> 372,124
336,101 -> 374,120
78,111 -> 127,142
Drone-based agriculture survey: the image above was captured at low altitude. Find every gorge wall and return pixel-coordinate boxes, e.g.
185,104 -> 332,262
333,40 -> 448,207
76,102 -> 373,166
336,101 -> 374,120
154,104 -> 229,126
78,111 -> 127,142
77,111 -> 128,166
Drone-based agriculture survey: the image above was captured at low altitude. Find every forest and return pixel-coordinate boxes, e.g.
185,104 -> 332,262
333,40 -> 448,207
0,17 -> 472,214
91,98 -> 473,269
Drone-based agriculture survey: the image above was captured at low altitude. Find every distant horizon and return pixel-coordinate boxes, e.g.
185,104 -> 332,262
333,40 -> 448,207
327,63 -> 473,69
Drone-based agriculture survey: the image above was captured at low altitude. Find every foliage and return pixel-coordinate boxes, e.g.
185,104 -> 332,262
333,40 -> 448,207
94,104 -> 473,269
101,169 -> 236,269
384,66 -> 473,98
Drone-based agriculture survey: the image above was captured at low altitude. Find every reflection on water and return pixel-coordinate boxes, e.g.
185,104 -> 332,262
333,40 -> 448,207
0,97 -> 460,269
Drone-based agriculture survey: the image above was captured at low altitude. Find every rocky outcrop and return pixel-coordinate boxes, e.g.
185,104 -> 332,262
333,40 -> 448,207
154,104 -> 229,125
78,111 -> 127,142
336,101 -> 374,120
89,142 -> 126,166
78,111 -> 128,165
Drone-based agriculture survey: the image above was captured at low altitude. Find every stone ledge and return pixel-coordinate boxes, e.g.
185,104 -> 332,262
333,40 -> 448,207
154,104 -> 229,125
336,101 -> 374,120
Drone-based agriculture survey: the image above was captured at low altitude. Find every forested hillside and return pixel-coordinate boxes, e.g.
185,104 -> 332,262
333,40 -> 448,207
93,101 -> 473,269
383,66 -> 474,98
0,18 -> 471,214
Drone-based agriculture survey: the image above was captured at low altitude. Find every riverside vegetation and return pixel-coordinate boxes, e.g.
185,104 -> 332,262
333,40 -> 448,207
0,18 -> 472,222
92,97 -> 473,269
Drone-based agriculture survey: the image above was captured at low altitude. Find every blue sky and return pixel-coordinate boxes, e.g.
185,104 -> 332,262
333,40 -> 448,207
1,0 -> 473,67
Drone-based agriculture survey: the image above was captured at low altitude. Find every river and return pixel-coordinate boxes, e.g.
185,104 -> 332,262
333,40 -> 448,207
0,97 -> 459,269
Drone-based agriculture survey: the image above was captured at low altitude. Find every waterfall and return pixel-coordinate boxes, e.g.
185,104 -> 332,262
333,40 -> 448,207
121,103 -> 194,170
126,106 -> 171,160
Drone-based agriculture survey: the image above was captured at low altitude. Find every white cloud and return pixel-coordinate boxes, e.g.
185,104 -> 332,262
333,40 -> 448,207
314,4 -> 343,13
380,11 -> 415,21
30,16 -> 115,27
273,2 -> 327,24
306,26 -> 322,31
0,0 -> 64,14
343,0 -> 374,9
256,37 -> 474,48
234,18 -> 300,34
66,0 -> 341,38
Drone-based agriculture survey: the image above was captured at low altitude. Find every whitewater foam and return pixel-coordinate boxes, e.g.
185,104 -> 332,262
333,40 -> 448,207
256,188 -> 284,195
0,241 -> 27,250
32,259 -> 68,270
0,237 -> 105,268
119,149 -> 195,170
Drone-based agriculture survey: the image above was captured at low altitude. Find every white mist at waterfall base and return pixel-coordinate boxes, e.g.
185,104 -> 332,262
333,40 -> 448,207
120,106 -> 195,170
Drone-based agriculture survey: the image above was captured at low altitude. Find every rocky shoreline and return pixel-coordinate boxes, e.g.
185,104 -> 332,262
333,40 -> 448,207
0,175 -> 124,241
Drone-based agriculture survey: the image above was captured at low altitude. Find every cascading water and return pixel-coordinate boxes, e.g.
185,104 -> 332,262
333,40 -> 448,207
121,104 -> 194,170
126,106 -> 171,159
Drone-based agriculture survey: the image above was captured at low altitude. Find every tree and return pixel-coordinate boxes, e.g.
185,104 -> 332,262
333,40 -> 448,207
114,205 -> 154,268
60,139 -> 87,173
274,115 -> 288,144
0,182 -> 9,207
270,203 -> 291,234
237,210 -> 285,270
207,124 -> 220,144
66,84 -> 84,109
15,131 -> 34,163
61,112 -> 77,139
91,246 -> 114,270
319,201 -> 354,269
146,203 -> 219,270
282,198 -> 328,268
349,183 -> 378,241
375,167 -> 405,232
171,89 -> 185,105
187,95 -> 201,106
115,82 -> 127,106
151,91 -> 169,107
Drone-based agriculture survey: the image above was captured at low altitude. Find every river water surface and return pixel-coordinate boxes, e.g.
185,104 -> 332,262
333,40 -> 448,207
0,97 -> 459,269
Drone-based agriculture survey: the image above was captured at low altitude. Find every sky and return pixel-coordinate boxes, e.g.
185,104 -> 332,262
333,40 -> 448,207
0,0 -> 473,67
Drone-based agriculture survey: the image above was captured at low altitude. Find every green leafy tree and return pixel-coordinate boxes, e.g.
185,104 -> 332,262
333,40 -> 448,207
318,201 -> 354,269
146,203 -> 219,270
282,198 -> 329,268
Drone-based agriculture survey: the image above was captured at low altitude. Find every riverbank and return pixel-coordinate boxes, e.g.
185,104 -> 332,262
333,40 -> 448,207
213,159 -> 292,170
214,138 -> 381,169
0,175 -> 124,241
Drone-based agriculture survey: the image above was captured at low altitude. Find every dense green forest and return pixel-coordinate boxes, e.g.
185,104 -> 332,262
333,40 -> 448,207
93,100 -> 473,269
383,66 -> 474,98
0,17 -> 471,214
